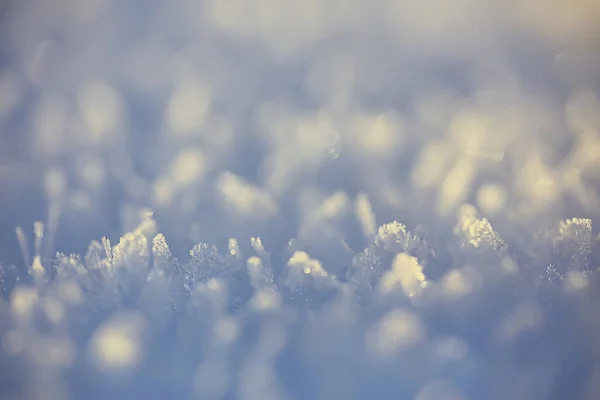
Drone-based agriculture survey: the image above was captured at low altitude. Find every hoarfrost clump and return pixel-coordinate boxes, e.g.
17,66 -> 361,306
2,210 -> 600,399
1,0 -> 600,399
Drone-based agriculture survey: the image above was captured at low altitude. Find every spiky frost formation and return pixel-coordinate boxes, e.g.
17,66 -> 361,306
1,210 -> 599,399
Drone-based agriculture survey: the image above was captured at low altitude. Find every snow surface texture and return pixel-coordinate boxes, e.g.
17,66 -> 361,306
1,0 -> 600,399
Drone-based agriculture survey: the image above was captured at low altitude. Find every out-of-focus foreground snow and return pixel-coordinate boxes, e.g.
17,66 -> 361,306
1,0 -> 600,399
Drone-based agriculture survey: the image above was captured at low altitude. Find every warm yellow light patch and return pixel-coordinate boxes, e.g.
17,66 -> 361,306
78,81 -> 121,140
366,308 -> 426,358
378,253 -> 428,297
476,184 -> 507,216
166,76 -> 211,135
89,314 -> 145,370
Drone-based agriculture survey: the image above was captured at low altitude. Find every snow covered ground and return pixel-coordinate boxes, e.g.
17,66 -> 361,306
1,0 -> 600,399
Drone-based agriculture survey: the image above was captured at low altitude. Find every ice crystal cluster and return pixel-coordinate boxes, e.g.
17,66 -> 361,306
1,0 -> 600,399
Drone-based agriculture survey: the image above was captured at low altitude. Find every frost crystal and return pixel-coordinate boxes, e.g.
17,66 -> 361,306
374,221 -> 418,252
454,204 -> 505,252
247,256 -> 276,291
533,218 -> 595,284
185,242 -> 224,291
554,218 -> 593,271
151,233 -> 178,275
